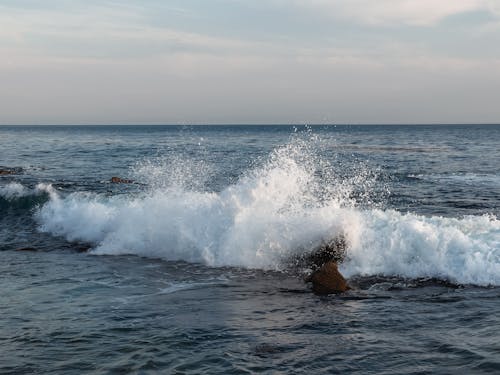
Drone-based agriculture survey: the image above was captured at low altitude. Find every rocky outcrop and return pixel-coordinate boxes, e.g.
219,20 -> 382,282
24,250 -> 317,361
110,176 -> 134,184
306,261 -> 350,295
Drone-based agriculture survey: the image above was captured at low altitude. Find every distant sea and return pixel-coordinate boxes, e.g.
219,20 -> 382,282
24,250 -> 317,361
1,124 -> 499,374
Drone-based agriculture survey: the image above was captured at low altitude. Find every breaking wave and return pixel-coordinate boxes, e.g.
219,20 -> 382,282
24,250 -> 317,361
34,139 -> 500,286
0,182 -> 54,211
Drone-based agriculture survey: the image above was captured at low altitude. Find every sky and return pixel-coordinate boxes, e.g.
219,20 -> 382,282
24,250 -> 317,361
1,0 -> 500,125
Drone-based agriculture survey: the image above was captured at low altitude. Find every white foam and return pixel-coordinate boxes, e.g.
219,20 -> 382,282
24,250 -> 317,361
36,141 -> 349,269
0,182 -> 56,200
0,182 -> 28,199
159,281 -> 222,295
341,210 -> 500,285
35,140 -> 500,286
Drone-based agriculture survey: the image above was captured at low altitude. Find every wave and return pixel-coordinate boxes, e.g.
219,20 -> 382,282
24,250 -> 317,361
342,210 -> 499,285
0,182 -> 54,211
34,140 -> 500,286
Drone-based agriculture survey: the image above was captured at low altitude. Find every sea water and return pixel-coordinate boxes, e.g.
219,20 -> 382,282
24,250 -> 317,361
1,125 -> 499,373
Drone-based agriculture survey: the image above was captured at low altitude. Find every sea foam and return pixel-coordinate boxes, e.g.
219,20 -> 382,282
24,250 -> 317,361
35,140 -> 500,285
0,182 -> 56,200
0,182 -> 29,199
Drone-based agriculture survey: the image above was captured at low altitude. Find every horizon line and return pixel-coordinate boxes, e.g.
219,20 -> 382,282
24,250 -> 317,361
0,122 -> 500,127
1,123 -> 500,127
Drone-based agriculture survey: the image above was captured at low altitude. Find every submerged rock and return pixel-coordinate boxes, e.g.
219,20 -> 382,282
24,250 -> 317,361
0,167 -> 23,175
15,247 -> 37,252
110,176 -> 134,184
307,261 -> 350,295
253,343 -> 284,356
74,244 -> 91,253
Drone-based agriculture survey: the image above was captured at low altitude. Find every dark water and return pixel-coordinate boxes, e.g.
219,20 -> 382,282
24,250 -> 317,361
1,125 -> 500,373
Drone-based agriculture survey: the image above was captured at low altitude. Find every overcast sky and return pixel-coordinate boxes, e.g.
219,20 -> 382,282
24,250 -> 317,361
1,0 -> 500,124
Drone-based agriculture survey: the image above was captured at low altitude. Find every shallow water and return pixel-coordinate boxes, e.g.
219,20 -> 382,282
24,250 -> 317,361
1,125 -> 500,373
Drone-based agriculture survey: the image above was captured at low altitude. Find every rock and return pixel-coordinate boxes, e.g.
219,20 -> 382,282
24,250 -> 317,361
74,244 -> 91,253
283,234 -> 350,294
290,235 -> 347,271
253,343 -> 284,356
15,247 -> 37,252
307,261 -> 350,295
306,235 -> 347,270
110,176 -> 134,184
0,167 -> 23,175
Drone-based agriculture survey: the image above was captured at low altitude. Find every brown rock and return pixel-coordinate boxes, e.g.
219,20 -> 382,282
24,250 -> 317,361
110,176 -> 134,184
308,261 -> 350,295
0,167 -> 23,175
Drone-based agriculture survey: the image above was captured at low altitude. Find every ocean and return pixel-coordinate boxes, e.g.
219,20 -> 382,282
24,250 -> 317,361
1,124 -> 499,374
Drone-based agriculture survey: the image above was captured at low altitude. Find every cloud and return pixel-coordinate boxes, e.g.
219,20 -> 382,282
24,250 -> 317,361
291,0 -> 500,26
1,1 -> 500,124
0,3 -> 259,61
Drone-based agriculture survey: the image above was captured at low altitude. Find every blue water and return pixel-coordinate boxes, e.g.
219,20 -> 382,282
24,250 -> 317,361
1,125 -> 500,373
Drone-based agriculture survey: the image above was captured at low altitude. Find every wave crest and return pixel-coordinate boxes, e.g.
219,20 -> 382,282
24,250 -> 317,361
1,182 -> 56,211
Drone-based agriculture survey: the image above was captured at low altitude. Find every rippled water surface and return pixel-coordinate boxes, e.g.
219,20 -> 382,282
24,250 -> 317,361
1,125 -> 500,373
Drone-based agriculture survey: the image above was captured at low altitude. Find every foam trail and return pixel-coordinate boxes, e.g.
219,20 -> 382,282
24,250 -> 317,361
35,140 -> 500,285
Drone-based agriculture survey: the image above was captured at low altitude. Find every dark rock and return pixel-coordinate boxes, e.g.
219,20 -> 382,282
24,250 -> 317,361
0,167 -> 23,175
283,234 -> 350,294
290,235 -> 347,271
15,247 -> 37,252
74,244 -> 91,253
307,261 -> 350,295
306,235 -> 347,270
253,343 -> 283,355
110,176 -> 134,184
